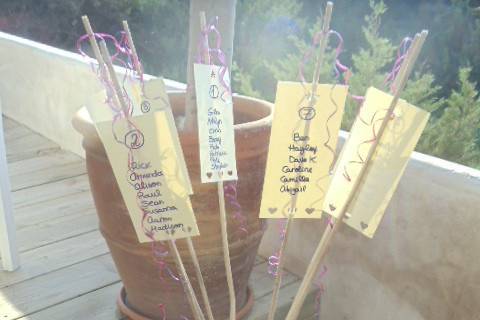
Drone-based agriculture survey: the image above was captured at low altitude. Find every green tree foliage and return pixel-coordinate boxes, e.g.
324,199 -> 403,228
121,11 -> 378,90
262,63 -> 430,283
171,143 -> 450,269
342,0 -> 396,128
0,0 -> 479,168
0,0 -> 189,80
418,67 -> 480,168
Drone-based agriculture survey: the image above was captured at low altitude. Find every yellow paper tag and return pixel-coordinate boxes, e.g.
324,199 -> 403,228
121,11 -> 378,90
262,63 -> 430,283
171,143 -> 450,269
194,64 -> 238,183
86,80 -> 199,242
140,79 -> 193,194
322,87 -> 429,237
260,82 -> 347,218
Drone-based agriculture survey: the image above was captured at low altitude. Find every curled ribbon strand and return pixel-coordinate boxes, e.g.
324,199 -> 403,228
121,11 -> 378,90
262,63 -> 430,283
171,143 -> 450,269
197,16 -> 249,239
342,36 -> 412,184
384,37 -> 412,94
77,30 -> 189,319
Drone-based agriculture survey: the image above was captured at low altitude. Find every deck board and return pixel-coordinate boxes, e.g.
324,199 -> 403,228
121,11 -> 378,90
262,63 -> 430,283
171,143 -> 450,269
0,230 -> 107,288
16,210 -> 98,252
0,254 -> 119,320
11,174 -> 90,209
16,283 -> 124,320
0,117 -> 313,319
6,131 -> 60,163
8,150 -> 86,191
15,190 -> 95,228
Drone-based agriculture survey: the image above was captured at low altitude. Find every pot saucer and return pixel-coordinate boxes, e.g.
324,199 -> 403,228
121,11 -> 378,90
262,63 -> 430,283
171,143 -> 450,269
117,285 -> 254,320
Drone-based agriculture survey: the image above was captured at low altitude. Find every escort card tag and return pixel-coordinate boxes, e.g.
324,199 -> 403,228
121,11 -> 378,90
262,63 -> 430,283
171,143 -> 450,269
86,79 -> 192,194
135,79 -> 193,194
194,63 -> 237,183
260,81 -> 347,218
87,90 -> 199,242
322,87 -> 429,237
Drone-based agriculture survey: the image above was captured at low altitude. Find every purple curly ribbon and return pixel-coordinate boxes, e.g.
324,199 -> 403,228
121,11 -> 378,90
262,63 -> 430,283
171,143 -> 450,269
196,16 -> 231,96
196,16 -> 248,238
297,28 -> 364,104
267,219 -> 288,276
77,30 -> 195,320
313,265 -> 328,318
384,37 -> 412,94
224,182 -> 248,238
268,27 -> 356,315
77,31 -> 138,120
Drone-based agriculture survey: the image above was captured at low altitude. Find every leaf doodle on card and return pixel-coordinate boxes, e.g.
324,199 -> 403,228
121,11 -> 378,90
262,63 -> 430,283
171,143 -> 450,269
209,84 -> 219,99
268,208 -> 278,214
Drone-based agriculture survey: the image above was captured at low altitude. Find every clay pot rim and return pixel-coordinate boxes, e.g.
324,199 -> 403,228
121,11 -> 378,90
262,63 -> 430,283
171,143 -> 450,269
117,285 -> 254,320
101,228 -> 264,258
72,91 -> 273,144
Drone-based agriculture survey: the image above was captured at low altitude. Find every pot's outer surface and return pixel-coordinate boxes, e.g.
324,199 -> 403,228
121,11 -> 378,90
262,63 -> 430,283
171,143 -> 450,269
73,92 -> 273,319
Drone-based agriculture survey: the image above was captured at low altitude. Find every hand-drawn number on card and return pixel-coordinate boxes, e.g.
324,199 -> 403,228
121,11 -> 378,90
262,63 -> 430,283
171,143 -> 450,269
140,100 -> 151,113
298,107 -> 316,120
124,129 -> 145,149
209,85 -> 219,99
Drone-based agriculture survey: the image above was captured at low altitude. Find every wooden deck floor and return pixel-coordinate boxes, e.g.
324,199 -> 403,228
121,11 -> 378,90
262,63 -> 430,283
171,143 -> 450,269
0,117 -> 317,320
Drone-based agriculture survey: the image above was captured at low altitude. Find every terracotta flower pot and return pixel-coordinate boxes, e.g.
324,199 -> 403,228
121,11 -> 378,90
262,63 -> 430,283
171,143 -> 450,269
72,91 -> 273,319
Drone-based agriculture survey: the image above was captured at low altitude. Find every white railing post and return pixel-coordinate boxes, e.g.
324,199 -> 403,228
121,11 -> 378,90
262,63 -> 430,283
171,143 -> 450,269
0,100 -> 19,271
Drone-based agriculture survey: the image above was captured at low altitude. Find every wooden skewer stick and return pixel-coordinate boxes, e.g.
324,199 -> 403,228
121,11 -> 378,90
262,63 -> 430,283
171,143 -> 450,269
199,11 -> 236,320
186,237 -> 215,320
312,2 -> 334,92
285,30 -> 428,320
217,179 -> 236,320
98,40 -> 130,116
123,18 -> 213,319
122,20 -> 143,76
81,16 -> 122,110
266,3 -> 333,320
391,35 -> 419,95
81,16 -> 107,75
267,217 -> 292,320
168,240 -> 206,320
100,35 -> 208,320
121,18 -> 214,320
199,12 -> 211,65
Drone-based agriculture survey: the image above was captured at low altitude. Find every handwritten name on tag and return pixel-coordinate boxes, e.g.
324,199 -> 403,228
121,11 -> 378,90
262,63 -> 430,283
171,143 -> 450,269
87,79 -> 191,194
194,63 -> 237,183
322,87 -> 429,237
260,82 -> 347,218
87,85 -> 199,242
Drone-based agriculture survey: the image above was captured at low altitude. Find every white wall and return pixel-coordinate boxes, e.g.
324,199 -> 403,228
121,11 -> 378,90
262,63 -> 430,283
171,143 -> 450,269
259,132 -> 480,320
0,32 -> 184,157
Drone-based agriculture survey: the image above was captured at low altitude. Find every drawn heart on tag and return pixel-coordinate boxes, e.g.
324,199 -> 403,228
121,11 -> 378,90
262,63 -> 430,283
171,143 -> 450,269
268,208 -> 278,214
227,170 -> 233,176
305,208 -> 315,214
206,172 -> 212,178
329,204 -> 336,211
360,222 -> 369,230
